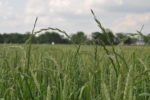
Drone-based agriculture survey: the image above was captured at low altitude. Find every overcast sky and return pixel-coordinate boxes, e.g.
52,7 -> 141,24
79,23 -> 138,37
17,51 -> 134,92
0,0 -> 150,35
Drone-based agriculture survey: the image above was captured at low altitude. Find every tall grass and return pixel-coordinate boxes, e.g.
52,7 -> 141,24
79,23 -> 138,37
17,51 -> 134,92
0,11 -> 150,100
0,44 -> 150,100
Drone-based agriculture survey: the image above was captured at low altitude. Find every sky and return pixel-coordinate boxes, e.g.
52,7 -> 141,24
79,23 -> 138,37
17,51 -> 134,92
0,0 -> 150,35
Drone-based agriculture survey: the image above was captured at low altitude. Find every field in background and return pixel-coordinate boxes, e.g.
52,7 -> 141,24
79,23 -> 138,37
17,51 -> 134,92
0,44 -> 150,100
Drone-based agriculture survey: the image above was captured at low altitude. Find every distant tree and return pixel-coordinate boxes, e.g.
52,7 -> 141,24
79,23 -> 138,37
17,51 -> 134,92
37,31 -> 70,44
25,32 -> 38,43
8,33 -> 25,43
0,32 -> 32,43
116,33 -> 138,45
91,32 -> 102,44
61,38 -> 71,44
71,31 -> 87,44
0,31 -> 70,44
91,29 -> 116,45
124,37 -> 137,45
0,34 -> 3,43
116,33 -> 127,44
105,29 -> 117,44
140,33 -> 150,45
22,32 -> 32,43
92,32 -> 101,40
146,34 -> 150,44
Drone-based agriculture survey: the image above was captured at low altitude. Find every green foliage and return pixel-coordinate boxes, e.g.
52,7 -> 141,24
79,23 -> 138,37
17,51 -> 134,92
92,29 -> 116,45
71,31 -> 87,44
0,31 -> 149,45
0,32 -> 70,44
0,44 -> 150,100
138,33 -> 150,45
0,33 -> 32,43
116,33 -> 138,45
37,31 -> 69,44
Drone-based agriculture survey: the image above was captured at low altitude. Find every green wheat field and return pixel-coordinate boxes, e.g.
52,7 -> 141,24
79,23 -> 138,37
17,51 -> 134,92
0,44 -> 150,100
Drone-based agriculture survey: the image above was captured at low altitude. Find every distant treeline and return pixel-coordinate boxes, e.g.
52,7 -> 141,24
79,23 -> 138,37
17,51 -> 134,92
0,30 -> 150,45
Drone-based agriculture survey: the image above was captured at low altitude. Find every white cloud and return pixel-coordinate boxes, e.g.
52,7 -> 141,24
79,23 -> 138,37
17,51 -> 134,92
0,0 -> 149,34
0,1 -> 14,17
112,13 -> 150,33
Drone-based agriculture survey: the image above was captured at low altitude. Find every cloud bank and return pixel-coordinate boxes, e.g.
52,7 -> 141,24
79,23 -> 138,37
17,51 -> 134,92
0,0 -> 150,35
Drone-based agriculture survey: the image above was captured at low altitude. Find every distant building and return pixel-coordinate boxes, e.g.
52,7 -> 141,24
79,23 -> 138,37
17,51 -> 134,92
135,36 -> 145,45
51,42 -> 55,45
135,40 -> 145,45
